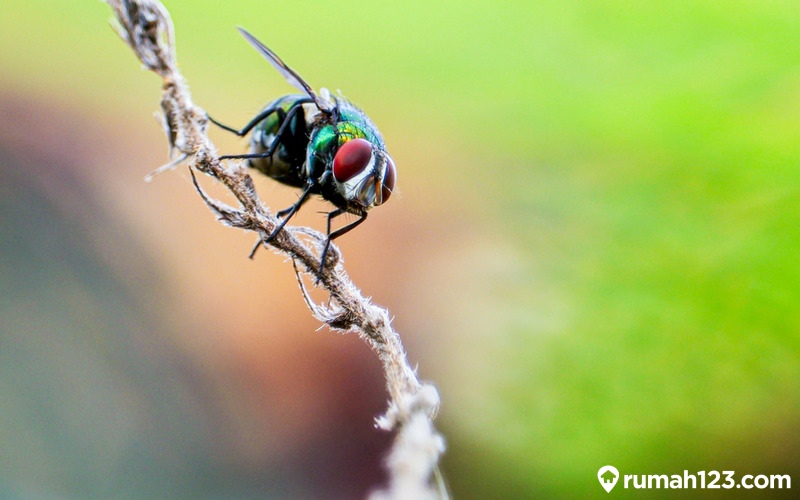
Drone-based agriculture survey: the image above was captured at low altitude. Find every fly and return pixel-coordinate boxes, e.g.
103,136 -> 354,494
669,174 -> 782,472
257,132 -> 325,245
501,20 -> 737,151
210,28 -> 396,278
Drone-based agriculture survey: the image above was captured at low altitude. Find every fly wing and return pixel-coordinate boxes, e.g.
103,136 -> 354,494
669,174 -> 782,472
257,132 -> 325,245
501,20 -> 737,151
237,27 -> 335,113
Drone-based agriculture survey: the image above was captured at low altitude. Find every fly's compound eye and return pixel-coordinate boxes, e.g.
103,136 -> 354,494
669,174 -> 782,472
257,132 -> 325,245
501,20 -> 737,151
378,155 -> 396,205
333,138 -> 373,182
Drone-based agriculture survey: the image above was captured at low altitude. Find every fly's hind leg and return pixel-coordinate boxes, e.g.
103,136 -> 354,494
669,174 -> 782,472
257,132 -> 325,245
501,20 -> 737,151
212,98 -> 312,162
208,97 -> 312,137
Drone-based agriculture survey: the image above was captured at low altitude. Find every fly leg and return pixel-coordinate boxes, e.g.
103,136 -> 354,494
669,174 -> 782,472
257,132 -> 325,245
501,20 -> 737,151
217,101 -> 307,162
317,209 -> 368,280
208,97 -> 313,137
207,107 -> 276,137
249,179 -> 317,258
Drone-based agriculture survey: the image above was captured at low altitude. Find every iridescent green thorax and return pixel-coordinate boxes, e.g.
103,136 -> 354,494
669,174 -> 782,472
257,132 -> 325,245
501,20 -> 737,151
306,97 -> 386,180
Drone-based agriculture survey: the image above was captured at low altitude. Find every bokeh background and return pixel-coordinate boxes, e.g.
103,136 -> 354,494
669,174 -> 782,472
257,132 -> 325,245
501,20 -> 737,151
2,0 -> 799,498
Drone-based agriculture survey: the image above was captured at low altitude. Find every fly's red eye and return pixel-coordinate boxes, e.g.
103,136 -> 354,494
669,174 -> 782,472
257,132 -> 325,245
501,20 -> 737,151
333,138 -> 373,182
381,155 -> 396,203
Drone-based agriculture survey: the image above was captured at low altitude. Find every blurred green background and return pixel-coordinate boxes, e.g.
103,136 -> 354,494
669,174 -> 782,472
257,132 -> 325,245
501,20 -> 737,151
2,0 -> 799,498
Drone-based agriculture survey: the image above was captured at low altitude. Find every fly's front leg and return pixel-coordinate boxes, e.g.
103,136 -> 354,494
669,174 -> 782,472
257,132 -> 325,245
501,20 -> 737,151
249,178 -> 318,259
317,209 -> 368,280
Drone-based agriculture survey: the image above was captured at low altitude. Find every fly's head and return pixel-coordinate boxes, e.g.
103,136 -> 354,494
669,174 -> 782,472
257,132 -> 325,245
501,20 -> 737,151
332,137 -> 396,210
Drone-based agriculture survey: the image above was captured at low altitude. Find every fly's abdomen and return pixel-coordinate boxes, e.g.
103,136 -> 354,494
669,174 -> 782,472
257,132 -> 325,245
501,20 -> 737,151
249,94 -> 309,188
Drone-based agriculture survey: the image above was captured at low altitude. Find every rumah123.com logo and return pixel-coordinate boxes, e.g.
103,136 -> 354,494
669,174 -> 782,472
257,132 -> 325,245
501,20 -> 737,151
598,465 -> 619,493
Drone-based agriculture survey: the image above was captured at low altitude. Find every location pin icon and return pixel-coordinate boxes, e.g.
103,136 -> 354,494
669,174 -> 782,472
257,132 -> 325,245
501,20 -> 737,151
597,465 -> 619,493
